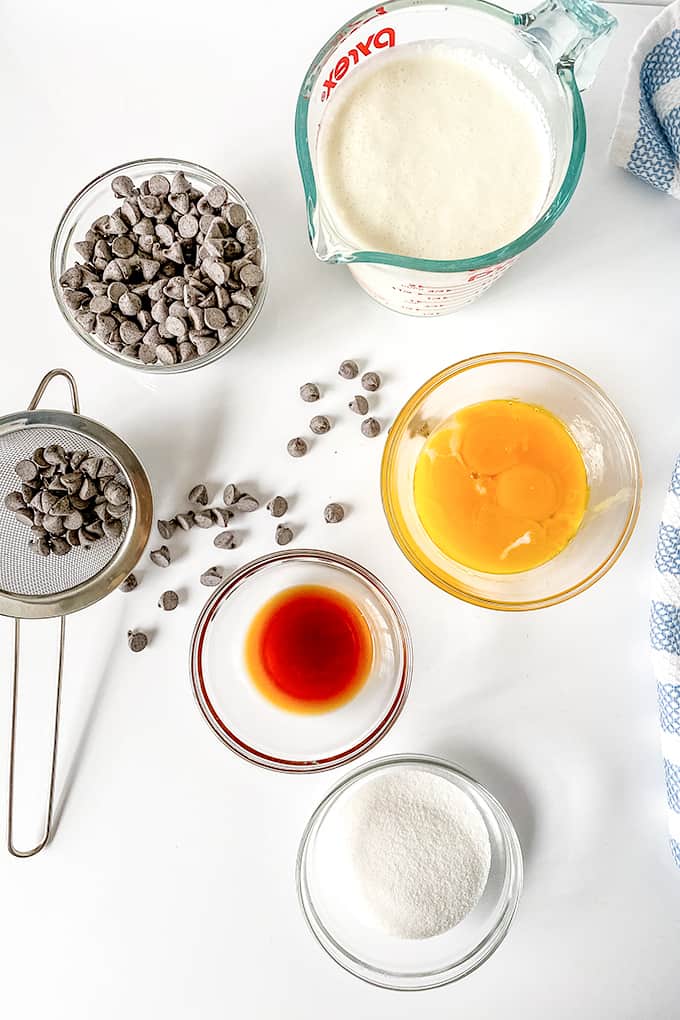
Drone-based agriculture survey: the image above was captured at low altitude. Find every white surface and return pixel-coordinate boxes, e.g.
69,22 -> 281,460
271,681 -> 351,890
1,2 -> 680,1018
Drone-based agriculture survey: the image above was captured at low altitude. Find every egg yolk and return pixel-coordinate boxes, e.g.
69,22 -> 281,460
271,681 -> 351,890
413,399 -> 588,574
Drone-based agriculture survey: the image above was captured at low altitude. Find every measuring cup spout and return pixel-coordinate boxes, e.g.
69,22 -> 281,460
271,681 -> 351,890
521,0 -> 617,91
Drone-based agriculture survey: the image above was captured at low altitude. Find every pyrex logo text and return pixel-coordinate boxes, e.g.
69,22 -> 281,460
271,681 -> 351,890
321,27 -> 396,101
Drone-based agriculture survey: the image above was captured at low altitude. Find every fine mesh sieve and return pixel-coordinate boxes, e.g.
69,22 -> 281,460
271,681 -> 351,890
1,369 -> 152,857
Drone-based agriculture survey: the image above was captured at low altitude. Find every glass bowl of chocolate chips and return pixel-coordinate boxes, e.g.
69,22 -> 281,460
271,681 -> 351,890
51,158 -> 267,373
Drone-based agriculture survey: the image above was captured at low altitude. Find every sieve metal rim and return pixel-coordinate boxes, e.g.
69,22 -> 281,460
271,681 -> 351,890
0,408 -> 152,619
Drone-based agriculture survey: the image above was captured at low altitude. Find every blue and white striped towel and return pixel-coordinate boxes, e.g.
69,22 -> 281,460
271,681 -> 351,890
651,455 -> 680,868
611,0 -> 680,197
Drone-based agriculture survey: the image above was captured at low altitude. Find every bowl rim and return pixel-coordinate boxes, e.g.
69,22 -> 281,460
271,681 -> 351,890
296,752 -> 524,990
381,351 -> 642,611
189,549 -> 413,772
50,156 -> 268,375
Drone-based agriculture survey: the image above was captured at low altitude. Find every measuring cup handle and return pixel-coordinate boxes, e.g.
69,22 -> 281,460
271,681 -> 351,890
7,618 -> 64,858
28,369 -> 80,414
520,0 -> 617,91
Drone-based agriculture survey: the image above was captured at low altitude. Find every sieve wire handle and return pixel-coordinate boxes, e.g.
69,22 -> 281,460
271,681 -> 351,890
28,369 -> 80,414
7,367 -> 75,856
8,618 -> 64,858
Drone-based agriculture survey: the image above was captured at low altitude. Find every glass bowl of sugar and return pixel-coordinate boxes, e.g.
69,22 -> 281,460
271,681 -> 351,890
297,754 -> 523,989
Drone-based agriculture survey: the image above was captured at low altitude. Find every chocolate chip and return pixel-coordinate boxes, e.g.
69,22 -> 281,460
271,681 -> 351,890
188,484 -> 208,506
4,491 -> 25,511
214,530 -> 237,549
275,524 -> 293,546
149,174 -> 170,196
339,360 -> 359,380
15,460 -> 38,482
266,496 -> 287,518
324,502 -> 345,524
200,566 -> 226,587
300,383 -> 320,403
178,214 -> 199,239
310,415 -> 331,435
51,537 -> 71,556
104,480 -> 129,506
112,175 -> 136,198
149,545 -> 171,567
212,507 -> 233,527
156,344 -> 178,365
128,629 -> 148,652
349,395 -> 369,415
119,573 -> 138,593
158,590 -> 179,611
175,512 -> 195,531
361,417 -> 381,438
235,494 -> 259,512
223,484 -> 241,506
204,307 -> 226,330
103,518 -> 123,539
157,518 -> 177,540
15,507 -> 34,527
194,510 -> 215,528
287,437 -> 308,458
207,185 -> 227,208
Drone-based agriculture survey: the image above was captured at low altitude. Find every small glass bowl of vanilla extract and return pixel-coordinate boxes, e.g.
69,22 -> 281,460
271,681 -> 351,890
189,549 -> 413,772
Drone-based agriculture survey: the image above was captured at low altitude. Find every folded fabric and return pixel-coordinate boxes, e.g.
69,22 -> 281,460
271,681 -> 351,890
650,454 -> 680,868
611,0 -> 680,197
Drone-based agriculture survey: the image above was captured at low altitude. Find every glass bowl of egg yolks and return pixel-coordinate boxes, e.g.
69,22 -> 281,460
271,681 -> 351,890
381,353 -> 641,611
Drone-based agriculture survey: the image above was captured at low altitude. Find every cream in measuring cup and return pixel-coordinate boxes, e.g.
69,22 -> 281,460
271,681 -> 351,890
317,43 -> 553,262
295,0 -> 617,316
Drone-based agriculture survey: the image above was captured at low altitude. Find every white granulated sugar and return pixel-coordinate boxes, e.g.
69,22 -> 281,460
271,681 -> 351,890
320,766 -> 491,939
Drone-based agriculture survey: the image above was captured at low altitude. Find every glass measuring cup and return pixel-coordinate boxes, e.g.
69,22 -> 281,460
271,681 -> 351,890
295,0 -> 616,316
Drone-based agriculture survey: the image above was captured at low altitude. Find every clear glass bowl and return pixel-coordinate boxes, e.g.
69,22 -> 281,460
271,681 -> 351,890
189,550 -> 412,772
381,353 -> 641,611
297,754 -> 523,989
50,157 -> 267,374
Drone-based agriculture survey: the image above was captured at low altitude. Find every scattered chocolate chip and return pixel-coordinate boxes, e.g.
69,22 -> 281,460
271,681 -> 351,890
188,484 -> 208,506
194,510 -> 215,528
287,437 -> 308,458
223,484 -> 241,505
158,518 -> 177,540
119,573 -> 138,593
324,502 -> 345,524
149,545 -> 171,567
235,494 -> 259,512
338,359 -> 359,380
214,530 -> 237,549
158,590 -> 179,611
275,524 -> 293,546
300,382 -> 320,402
361,371 -> 381,392
361,417 -> 381,438
175,511 -> 195,531
200,566 -> 226,587
349,395 -> 369,415
212,507 -> 233,527
266,496 -> 288,518
310,415 -> 331,435
127,629 -> 148,652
